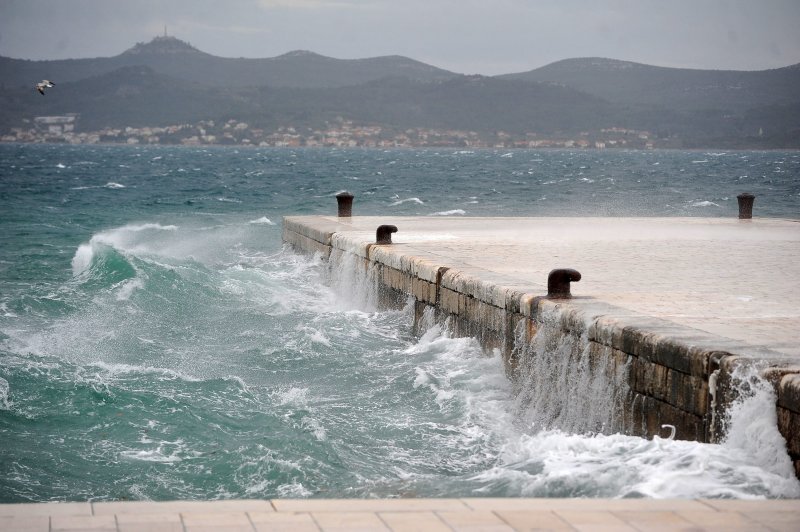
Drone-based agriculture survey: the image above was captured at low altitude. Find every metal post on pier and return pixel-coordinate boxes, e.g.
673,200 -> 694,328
737,193 -> 755,219
336,192 -> 354,217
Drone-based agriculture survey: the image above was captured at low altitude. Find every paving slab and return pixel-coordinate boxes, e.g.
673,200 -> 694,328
377,511 -> 451,532
0,515 -> 50,532
248,512 -> 319,532
0,501 -> 92,517
492,510 -> 573,531
50,514 -> 117,532
436,509 -> 515,531
93,499 -> 273,515
115,512 -> 183,532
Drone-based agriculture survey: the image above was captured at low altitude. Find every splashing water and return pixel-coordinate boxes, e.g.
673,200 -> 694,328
2,145 -> 799,502
510,311 -> 632,435
324,250 -> 800,500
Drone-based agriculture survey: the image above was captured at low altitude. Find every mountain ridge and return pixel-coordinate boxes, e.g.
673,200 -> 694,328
1,36 -> 798,148
0,36 -> 458,89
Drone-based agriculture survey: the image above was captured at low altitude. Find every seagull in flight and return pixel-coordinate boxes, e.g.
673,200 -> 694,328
35,80 -> 55,95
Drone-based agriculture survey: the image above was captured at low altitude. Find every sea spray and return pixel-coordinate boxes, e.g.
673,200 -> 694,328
510,313 -> 631,435
324,252 -> 799,498
720,364 -> 798,484
327,248 -> 381,312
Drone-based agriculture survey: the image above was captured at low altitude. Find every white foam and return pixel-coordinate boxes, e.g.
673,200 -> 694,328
249,217 -> 276,225
69,223 -> 193,275
124,223 -> 178,232
104,182 -> 125,189
722,365 -> 798,479
301,416 -> 327,441
71,243 -> 94,275
429,209 -> 466,216
275,386 -> 309,407
390,197 -> 425,206
85,361 -> 203,382
115,278 -> 144,301
275,481 -> 313,498
71,223 -> 176,275
692,200 -> 720,207
0,377 -> 10,410
120,447 -> 182,463
299,325 -> 331,347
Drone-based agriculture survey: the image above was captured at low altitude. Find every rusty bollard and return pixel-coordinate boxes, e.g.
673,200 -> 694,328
336,191 -> 354,217
376,225 -> 398,244
547,268 -> 581,298
737,193 -> 755,219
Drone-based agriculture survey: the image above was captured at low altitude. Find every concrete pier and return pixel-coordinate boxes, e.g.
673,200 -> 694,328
283,216 -> 800,474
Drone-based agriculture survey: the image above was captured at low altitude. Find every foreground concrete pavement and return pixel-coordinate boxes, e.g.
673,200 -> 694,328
2,498 -> 800,531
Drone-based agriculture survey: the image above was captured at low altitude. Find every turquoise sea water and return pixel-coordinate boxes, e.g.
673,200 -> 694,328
1,144 -> 799,502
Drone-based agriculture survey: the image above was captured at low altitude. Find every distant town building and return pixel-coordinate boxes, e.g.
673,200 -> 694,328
34,114 -> 79,135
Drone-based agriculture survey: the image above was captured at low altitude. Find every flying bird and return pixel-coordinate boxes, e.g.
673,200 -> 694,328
35,80 -> 55,95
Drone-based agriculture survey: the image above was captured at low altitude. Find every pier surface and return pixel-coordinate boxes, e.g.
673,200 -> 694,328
2,498 -> 799,531
286,216 -> 800,359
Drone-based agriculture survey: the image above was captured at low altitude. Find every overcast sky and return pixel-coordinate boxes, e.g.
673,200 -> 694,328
1,0 -> 799,75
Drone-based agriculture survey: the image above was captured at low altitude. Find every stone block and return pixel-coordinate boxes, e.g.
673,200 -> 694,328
411,277 -> 436,304
776,406 -> 800,459
518,293 -> 537,318
282,230 -> 331,258
667,369 -> 709,417
778,373 -> 800,414
440,268 -> 463,292
629,358 -> 709,418
383,266 -> 409,293
439,287 -> 459,315
589,316 -> 625,351
461,295 -> 479,324
630,358 -> 669,398
629,330 -> 714,378
409,258 -> 442,284
629,393 -> 705,441
587,342 -> 630,377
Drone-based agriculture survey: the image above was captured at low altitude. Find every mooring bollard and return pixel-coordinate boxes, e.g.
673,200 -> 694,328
737,193 -> 755,219
547,268 -> 581,298
376,225 -> 398,244
336,191 -> 354,217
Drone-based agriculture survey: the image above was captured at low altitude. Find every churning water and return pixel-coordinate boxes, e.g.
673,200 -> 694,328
1,144 -> 799,502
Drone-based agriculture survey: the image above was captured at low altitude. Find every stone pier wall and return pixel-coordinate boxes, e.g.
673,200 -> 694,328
283,217 -> 800,477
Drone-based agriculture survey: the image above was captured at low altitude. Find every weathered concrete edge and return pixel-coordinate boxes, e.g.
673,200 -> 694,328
282,217 -> 800,474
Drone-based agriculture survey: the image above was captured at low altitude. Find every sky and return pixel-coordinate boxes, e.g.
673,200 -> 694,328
1,0 -> 799,75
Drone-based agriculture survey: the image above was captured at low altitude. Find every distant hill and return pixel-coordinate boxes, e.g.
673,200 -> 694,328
500,57 -> 800,113
0,38 -> 798,148
0,66 -> 616,134
0,36 -> 457,89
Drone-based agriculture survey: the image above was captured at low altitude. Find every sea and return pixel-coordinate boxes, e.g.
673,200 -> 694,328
1,143 -> 799,502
